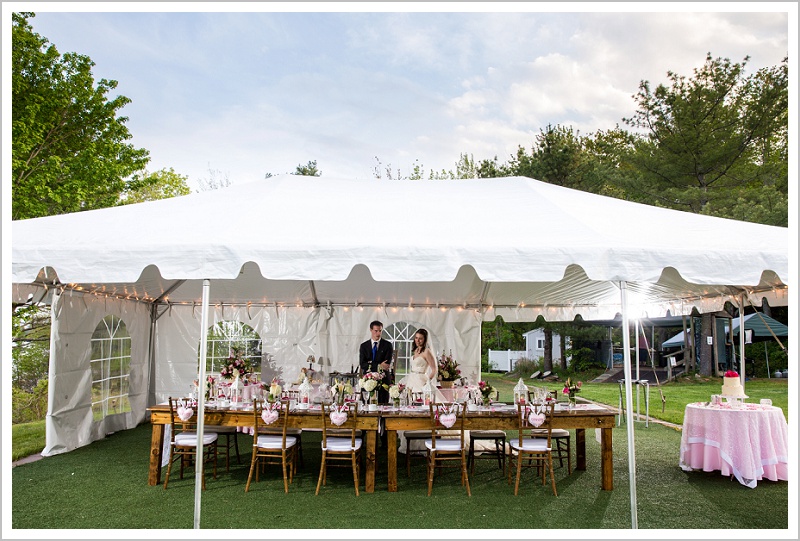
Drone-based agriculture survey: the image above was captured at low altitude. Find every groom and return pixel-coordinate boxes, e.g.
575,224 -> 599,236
359,320 -> 393,405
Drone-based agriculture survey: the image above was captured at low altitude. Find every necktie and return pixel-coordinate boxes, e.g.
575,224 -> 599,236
372,342 -> 377,363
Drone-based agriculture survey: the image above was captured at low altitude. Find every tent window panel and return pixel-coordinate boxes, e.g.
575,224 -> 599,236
203,321 -> 263,377
382,322 -> 419,378
89,315 -> 131,421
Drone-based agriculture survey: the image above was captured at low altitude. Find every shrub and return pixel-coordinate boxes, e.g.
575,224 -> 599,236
509,357 -> 542,377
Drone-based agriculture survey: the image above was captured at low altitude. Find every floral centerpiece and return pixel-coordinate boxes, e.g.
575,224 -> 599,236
195,375 -> 216,401
724,370 -> 739,378
331,379 -> 354,405
563,377 -> 582,406
388,383 -> 406,407
219,347 -> 252,381
260,377 -> 283,402
437,352 -> 461,387
359,370 -> 386,404
477,380 -> 496,404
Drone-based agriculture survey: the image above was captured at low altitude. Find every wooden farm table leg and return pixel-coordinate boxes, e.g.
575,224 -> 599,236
387,429 -> 398,492
601,426 -> 613,490
365,429 -> 376,493
575,428 -> 586,471
148,423 -> 164,486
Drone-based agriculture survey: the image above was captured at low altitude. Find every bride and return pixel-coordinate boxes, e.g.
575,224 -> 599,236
397,329 -> 446,455
399,329 -> 445,399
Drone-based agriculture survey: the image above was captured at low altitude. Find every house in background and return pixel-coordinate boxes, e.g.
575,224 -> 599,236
487,328 -> 566,372
523,328 -> 564,363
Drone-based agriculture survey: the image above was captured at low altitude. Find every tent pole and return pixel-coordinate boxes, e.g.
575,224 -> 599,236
619,281 -> 639,529
739,294 -> 746,394
194,279 -> 211,529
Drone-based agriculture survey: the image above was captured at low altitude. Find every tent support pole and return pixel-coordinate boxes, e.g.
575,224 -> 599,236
194,279 -> 211,529
738,294 -> 746,394
619,281 -> 639,529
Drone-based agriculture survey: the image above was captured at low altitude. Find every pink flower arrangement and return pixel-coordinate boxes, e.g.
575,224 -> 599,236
724,370 -> 739,378
563,378 -> 582,397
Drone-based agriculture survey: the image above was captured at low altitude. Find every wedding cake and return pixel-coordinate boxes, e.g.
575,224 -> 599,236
721,371 -> 745,397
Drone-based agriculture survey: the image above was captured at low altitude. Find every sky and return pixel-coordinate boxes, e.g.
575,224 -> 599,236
7,2 -> 794,190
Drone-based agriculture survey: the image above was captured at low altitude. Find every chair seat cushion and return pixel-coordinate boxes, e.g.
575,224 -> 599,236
256,434 -> 297,449
403,430 -> 432,438
175,432 -> 218,446
424,439 -> 464,451
510,439 -> 551,452
323,437 -> 363,452
530,428 -> 569,438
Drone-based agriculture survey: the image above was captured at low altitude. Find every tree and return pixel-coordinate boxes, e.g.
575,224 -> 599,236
622,54 -> 788,224
294,160 -> 321,176
12,12 -> 149,220
119,168 -> 191,205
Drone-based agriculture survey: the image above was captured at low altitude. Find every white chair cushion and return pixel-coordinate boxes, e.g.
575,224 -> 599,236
175,432 -> 218,446
510,438 -> 551,452
323,436 -> 363,452
530,428 -> 569,438
424,438 -> 464,452
256,434 -> 297,449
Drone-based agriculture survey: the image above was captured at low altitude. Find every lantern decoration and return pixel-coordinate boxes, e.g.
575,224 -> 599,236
422,378 -> 435,406
298,375 -> 313,406
513,378 -> 528,405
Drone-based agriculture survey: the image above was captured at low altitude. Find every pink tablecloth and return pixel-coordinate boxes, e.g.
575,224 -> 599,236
679,403 -> 789,488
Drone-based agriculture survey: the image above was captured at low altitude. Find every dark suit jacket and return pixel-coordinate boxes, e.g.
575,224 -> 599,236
359,338 -> 393,376
360,338 -> 394,405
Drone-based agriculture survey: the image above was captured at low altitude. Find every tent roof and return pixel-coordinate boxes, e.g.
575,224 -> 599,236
662,313 -> 789,348
11,175 -> 789,318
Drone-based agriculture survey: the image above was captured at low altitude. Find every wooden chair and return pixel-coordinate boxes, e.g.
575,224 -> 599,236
163,397 -> 218,490
508,400 -> 557,496
246,399 -> 298,493
528,390 -> 570,473
204,425 -> 241,472
316,402 -> 362,496
425,402 -> 470,496
467,429 -> 507,475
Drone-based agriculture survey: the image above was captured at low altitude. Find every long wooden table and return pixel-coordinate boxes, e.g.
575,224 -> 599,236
382,404 -> 617,491
146,404 -> 381,492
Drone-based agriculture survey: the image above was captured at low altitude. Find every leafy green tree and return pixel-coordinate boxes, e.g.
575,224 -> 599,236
119,168 -> 191,205
12,303 -> 51,392
621,54 -> 788,224
294,160 -> 321,176
12,12 -> 149,220
429,153 -> 479,179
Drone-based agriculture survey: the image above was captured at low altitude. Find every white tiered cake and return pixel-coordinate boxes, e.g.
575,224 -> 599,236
721,372 -> 745,398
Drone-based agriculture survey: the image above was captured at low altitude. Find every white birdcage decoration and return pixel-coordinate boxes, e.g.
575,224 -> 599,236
513,378 -> 528,405
298,375 -> 313,405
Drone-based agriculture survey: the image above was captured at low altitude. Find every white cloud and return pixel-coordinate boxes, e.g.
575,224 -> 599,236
18,8 -> 792,184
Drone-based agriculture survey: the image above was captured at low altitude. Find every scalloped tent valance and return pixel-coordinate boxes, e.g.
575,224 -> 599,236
11,175 -> 790,318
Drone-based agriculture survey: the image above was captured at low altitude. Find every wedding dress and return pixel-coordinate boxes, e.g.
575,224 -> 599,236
397,354 -> 446,454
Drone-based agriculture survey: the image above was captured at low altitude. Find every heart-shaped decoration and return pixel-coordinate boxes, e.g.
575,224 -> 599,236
177,406 -> 193,421
330,411 -> 348,426
439,412 -> 457,428
261,409 -> 279,425
528,412 -> 545,427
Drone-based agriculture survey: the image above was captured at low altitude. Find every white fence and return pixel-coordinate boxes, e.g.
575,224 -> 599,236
487,349 -> 528,372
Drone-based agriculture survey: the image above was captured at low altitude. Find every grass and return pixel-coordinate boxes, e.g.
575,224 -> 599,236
10,420 -> 790,532
483,373 -> 790,425
10,374 -> 792,533
10,419 -> 46,462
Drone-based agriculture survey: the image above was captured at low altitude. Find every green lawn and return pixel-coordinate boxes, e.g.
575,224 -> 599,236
482,373 -> 789,425
11,421 -> 790,531
10,375 -> 791,532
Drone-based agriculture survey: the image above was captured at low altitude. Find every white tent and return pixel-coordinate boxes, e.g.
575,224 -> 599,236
11,175 -> 790,527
